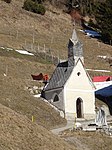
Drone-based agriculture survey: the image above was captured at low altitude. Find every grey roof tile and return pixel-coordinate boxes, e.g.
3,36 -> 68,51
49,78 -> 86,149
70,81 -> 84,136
44,60 -> 73,91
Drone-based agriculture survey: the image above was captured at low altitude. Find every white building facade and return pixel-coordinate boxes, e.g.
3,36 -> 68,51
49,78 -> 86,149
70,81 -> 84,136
64,59 -> 95,120
42,29 -> 96,120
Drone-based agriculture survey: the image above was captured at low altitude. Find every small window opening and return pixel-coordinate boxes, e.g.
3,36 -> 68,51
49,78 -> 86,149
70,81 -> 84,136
77,72 -> 81,76
53,95 -> 59,102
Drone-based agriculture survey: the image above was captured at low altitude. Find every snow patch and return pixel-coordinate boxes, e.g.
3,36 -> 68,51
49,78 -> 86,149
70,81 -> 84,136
15,50 -> 34,56
79,29 -> 84,33
86,69 -> 111,73
0,47 -> 13,51
97,55 -> 107,59
34,94 -> 41,98
7,47 -> 13,51
0,46 -> 5,49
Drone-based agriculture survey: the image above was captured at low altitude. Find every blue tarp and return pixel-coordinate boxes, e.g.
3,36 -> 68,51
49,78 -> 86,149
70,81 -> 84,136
95,85 -> 112,97
84,29 -> 101,38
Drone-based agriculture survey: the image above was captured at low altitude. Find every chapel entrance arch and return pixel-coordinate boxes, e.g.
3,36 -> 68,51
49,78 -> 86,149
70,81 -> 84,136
76,98 -> 83,118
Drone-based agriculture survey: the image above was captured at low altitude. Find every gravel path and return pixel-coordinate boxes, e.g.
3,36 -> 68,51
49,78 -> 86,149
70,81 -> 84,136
51,119 -> 94,135
51,116 -> 112,135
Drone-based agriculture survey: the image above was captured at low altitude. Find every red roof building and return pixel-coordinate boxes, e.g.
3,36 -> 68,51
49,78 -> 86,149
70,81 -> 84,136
93,76 -> 112,82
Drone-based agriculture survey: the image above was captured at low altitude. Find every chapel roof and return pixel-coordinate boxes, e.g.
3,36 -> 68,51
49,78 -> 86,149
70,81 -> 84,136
44,59 -> 74,91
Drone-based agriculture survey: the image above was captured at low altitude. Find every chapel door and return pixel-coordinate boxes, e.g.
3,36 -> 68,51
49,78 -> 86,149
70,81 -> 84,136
76,98 -> 83,118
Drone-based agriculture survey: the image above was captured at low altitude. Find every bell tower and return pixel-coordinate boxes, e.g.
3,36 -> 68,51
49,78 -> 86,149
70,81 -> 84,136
68,28 -> 84,66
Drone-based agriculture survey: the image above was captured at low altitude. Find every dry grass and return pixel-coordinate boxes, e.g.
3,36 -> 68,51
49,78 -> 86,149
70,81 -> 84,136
60,130 -> 112,150
0,0 -> 72,59
0,0 -> 111,77
0,49 -> 67,129
76,30 -> 112,76
0,104 -> 76,150
0,1 -> 112,149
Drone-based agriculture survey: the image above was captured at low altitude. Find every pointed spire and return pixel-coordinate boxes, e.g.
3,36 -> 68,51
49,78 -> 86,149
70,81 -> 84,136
68,28 -> 84,66
70,28 -> 78,45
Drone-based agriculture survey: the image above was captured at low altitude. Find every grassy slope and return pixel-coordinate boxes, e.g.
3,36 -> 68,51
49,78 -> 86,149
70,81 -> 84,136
0,1 -> 112,150
0,0 -> 111,128
0,49 -> 67,129
60,130 -> 112,150
0,0 -> 72,59
0,104 -> 75,150
0,0 -> 111,76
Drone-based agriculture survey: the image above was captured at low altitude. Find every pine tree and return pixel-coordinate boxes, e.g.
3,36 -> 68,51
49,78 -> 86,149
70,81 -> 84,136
94,0 -> 112,43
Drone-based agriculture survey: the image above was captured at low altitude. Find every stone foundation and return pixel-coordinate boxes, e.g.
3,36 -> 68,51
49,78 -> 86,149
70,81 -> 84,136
65,112 -> 95,121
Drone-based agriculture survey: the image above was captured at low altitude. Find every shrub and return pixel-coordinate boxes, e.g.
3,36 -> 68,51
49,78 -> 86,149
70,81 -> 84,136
23,0 -> 46,15
34,4 -> 46,15
32,0 -> 44,4
23,0 -> 34,12
2,0 -> 11,3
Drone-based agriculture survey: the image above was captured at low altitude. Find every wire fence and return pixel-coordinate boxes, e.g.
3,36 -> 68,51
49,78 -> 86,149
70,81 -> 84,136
0,26 -> 67,65
0,28 -> 65,65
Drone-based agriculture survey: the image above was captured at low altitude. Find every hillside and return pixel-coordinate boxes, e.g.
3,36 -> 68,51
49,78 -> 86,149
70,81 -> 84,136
0,0 -> 112,128
0,0 -> 112,75
60,129 -> 112,150
0,103 -> 75,150
0,49 -> 67,129
0,0 -> 72,58
0,1 -> 112,149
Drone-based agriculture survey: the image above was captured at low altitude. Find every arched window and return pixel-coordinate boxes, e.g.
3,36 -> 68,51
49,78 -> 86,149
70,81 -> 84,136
53,95 -> 59,102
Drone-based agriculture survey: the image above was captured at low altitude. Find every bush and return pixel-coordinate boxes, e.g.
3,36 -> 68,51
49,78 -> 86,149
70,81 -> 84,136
2,0 -> 11,3
23,0 -> 46,15
23,0 -> 34,12
34,4 -> 46,15
32,0 -> 44,4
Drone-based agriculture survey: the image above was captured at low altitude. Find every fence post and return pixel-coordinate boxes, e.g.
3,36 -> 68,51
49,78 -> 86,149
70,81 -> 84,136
38,44 -> 39,52
32,32 -> 35,44
44,44 -> 45,52
24,40 -> 26,48
16,30 -> 19,40
110,40 -> 111,45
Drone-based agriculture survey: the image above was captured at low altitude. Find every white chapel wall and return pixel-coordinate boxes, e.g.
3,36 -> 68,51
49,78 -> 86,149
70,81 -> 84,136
66,60 -> 95,90
64,60 -> 95,119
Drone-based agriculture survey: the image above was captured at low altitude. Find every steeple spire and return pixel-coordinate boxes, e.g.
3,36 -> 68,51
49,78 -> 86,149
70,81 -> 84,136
68,28 -> 84,66
71,28 -> 78,45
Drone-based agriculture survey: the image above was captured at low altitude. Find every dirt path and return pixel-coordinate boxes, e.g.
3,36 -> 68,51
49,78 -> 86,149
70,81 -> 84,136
51,120 -> 92,150
51,119 -> 94,135
51,115 -> 112,135
51,121 -> 75,135
51,116 -> 112,150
